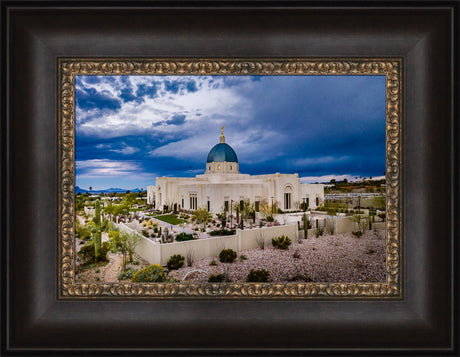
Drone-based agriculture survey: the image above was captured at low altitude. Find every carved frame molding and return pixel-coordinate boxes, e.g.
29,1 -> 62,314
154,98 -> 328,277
58,58 -> 402,299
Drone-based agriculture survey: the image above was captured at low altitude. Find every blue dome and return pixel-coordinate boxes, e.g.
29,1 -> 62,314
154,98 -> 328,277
207,143 -> 238,163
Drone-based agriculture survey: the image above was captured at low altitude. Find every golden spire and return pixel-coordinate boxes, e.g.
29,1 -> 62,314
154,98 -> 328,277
220,126 -> 225,143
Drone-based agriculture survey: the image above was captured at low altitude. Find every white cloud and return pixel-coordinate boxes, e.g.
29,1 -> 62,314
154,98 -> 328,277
300,174 -> 385,183
76,159 -> 148,178
110,144 -> 139,155
76,76 -> 255,138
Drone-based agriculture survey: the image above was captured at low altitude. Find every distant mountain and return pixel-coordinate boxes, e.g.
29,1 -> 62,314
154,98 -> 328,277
75,186 -> 143,194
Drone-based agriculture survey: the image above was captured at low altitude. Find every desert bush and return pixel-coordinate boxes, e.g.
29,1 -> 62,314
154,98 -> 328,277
352,231 -> 363,238
288,273 -> 313,282
209,259 -> 217,266
272,235 -> 292,250
219,249 -> 237,263
315,226 -> 324,238
175,232 -> 195,241
77,241 -> 110,265
255,232 -> 265,249
141,229 -> 149,237
131,264 -> 167,283
76,226 -> 91,240
117,267 -> 138,280
246,269 -> 270,282
167,254 -> 185,270
209,229 -> 236,236
186,249 -> 195,267
208,273 -> 225,282
239,254 -> 248,262
266,215 -> 274,222
325,218 -> 335,235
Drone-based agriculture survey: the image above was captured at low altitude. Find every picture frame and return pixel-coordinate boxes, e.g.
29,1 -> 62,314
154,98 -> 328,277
62,58 -> 400,299
2,1 -> 458,355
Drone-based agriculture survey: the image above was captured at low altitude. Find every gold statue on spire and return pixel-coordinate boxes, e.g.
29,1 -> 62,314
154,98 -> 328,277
221,126 -> 225,136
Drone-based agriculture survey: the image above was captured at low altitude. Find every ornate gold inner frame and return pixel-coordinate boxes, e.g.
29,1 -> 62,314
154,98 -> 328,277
58,58 -> 402,299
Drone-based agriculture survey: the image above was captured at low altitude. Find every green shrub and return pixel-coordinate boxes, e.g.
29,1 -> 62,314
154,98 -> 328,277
209,259 -> 217,266
209,229 -> 236,236
175,232 -> 195,241
246,269 -> 270,282
208,273 -> 225,282
131,264 -> 167,283
219,249 -> 237,263
76,226 -> 91,240
117,268 -> 138,280
167,254 -> 185,270
287,273 -> 313,282
141,229 -> 149,237
266,215 -> 274,222
239,254 -> 248,262
272,235 -> 292,250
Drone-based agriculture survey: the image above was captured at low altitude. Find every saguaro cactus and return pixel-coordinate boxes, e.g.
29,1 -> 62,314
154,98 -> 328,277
94,200 -> 102,261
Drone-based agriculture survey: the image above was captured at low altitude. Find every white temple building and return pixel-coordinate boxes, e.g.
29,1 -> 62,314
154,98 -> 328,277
147,128 -> 324,214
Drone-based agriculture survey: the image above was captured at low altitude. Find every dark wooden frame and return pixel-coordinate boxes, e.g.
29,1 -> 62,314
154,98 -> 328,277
1,1 -> 458,355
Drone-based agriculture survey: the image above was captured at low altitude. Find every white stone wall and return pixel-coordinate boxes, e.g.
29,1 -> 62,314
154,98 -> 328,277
119,222 -> 297,266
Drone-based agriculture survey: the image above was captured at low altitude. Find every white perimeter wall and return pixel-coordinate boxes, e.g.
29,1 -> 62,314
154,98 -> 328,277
116,223 -> 297,266
116,218 -> 384,266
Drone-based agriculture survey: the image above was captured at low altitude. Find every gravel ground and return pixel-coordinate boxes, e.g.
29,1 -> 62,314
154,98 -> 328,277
168,229 -> 387,283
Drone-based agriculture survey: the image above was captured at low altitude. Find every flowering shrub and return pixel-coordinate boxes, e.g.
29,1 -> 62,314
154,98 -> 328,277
131,264 -> 167,283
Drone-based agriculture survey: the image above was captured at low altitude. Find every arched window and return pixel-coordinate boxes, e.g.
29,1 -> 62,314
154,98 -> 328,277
284,185 -> 293,210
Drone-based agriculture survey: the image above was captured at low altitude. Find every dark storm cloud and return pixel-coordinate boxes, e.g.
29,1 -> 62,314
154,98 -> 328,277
76,75 -> 386,189
75,87 -> 121,111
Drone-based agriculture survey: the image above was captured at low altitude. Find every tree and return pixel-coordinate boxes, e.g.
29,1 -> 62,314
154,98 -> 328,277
103,203 -> 115,221
241,199 -> 255,223
124,232 -> 142,263
300,201 -> 309,212
257,199 -> 276,220
116,231 -> 142,271
194,207 -> 212,228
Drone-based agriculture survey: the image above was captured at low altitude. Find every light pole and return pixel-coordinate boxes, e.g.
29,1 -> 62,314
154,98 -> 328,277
230,199 -> 233,230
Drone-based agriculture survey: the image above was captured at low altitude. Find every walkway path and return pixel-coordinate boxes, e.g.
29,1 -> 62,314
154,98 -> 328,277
100,253 -> 122,282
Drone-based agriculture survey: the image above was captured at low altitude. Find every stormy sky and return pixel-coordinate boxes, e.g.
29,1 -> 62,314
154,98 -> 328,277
75,75 -> 386,190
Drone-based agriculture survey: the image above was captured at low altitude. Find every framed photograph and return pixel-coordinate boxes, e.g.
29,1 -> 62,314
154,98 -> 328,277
63,58 -> 400,298
2,1 -> 458,355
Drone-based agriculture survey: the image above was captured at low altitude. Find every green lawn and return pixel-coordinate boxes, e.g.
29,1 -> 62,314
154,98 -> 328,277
152,214 -> 186,225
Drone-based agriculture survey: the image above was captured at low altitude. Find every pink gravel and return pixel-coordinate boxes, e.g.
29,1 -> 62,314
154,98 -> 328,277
168,229 -> 387,283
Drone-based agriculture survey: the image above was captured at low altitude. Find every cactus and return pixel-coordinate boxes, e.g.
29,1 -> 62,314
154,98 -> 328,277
93,200 -> 102,260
